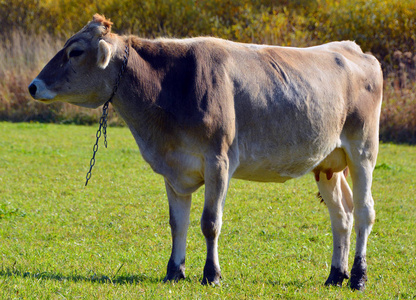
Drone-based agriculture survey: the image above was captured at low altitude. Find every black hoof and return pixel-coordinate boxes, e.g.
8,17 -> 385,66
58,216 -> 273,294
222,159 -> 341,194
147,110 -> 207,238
349,256 -> 367,290
202,260 -> 221,285
163,258 -> 186,283
201,274 -> 221,286
325,266 -> 349,287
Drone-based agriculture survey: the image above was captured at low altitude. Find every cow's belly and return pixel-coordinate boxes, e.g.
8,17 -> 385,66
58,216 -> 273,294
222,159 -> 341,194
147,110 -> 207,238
232,136 -> 342,182
233,155 -> 315,182
232,163 -> 294,182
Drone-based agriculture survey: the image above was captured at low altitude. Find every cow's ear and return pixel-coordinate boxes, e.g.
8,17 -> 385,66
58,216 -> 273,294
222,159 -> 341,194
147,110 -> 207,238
97,40 -> 112,69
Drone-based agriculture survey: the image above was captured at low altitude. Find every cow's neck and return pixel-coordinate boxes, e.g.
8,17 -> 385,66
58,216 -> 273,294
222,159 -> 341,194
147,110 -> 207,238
111,37 -> 177,169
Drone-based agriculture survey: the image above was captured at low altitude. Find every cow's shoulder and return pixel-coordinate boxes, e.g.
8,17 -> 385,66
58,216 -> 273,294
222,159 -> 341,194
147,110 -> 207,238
132,37 -> 235,140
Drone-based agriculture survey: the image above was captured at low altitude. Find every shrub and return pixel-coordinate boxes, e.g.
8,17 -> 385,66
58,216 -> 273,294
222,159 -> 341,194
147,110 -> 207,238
310,0 -> 416,64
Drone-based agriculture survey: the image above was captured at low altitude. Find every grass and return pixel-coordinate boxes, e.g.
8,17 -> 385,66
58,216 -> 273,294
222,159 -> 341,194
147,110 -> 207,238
0,122 -> 415,299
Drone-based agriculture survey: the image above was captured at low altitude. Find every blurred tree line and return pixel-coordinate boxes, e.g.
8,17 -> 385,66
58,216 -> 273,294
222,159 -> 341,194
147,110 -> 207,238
1,0 -> 415,65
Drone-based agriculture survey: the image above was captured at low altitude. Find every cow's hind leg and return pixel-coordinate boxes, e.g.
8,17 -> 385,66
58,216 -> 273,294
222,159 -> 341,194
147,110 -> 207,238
346,154 -> 377,290
316,170 -> 353,287
163,179 -> 192,282
201,155 -> 230,285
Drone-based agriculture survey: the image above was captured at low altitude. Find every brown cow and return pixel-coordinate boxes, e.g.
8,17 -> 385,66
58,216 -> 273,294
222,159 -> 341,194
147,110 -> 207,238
29,14 -> 383,290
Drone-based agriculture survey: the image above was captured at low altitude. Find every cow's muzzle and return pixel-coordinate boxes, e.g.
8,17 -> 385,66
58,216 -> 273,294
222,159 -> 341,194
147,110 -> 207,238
28,79 -> 57,101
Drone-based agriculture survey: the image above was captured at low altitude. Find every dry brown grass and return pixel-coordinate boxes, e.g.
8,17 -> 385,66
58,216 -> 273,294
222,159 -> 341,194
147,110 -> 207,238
380,75 -> 416,144
0,31 -> 415,143
0,31 -> 57,122
0,31 -> 121,125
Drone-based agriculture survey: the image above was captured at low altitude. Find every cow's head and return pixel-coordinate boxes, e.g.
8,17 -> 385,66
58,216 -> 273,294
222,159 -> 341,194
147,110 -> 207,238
29,14 -> 121,108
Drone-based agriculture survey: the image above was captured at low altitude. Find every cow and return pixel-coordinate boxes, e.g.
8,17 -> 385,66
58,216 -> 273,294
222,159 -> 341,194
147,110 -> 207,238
28,14 -> 383,290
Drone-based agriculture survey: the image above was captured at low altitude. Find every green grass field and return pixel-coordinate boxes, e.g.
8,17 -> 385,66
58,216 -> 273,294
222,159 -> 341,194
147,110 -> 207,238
0,122 -> 415,299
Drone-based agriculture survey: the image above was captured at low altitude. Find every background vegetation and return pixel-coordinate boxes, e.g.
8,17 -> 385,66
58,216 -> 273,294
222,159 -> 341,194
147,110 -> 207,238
0,122 -> 415,298
1,0 -> 416,143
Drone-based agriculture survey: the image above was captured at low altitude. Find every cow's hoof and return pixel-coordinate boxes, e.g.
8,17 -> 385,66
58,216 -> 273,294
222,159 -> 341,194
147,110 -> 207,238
349,256 -> 367,290
163,259 -> 186,283
350,277 -> 366,291
201,274 -> 221,286
325,266 -> 349,287
201,261 -> 221,285
163,271 -> 185,283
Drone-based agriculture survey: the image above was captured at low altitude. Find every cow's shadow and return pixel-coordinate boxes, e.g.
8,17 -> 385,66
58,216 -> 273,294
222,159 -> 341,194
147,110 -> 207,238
0,268 -> 162,285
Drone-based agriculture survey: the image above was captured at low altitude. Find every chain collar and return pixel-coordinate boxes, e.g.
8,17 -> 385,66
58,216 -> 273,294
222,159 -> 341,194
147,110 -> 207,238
85,44 -> 129,186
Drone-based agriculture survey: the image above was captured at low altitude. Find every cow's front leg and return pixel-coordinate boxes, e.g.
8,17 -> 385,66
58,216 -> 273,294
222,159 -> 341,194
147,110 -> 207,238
201,155 -> 230,285
163,179 -> 192,282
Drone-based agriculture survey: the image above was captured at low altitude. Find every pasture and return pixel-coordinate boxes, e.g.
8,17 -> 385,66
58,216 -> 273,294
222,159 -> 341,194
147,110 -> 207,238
0,122 -> 415,299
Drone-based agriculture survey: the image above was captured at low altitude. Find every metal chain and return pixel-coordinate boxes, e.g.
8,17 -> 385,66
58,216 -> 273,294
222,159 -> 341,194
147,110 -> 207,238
85,44 -> 129,186
85,101 -> 109,186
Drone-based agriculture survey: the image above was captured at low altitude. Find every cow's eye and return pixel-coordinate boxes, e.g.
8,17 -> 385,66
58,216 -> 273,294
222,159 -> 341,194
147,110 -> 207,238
69,49 -> 84,58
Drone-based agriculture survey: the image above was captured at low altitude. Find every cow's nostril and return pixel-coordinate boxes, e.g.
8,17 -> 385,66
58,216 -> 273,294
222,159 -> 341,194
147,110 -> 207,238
28,83 -> 37,97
